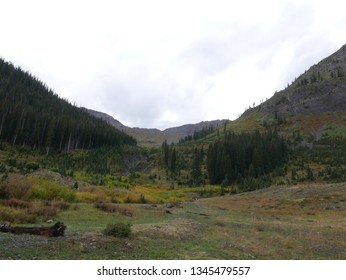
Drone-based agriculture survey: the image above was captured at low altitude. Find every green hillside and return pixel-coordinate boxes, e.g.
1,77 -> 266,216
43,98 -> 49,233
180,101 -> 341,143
0,58 -> 136,152
233,44 -> 346,142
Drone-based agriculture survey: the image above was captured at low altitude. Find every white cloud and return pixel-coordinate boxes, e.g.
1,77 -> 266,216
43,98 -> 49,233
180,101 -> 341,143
0,0 -> 345,129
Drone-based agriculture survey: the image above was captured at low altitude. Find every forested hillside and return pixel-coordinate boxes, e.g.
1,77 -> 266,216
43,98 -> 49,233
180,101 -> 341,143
207,130 -> 287,186
0,58 -> 136,152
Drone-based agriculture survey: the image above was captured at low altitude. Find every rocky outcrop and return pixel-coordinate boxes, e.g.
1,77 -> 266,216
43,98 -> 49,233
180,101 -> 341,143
243,44 -> 346,118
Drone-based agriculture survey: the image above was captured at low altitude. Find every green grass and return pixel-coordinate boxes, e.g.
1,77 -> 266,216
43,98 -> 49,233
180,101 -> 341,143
1,141 -> 346,260
1,182 -> 345,260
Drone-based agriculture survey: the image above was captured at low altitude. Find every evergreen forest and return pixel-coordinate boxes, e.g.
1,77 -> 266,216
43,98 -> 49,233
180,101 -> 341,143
207,130 -> 288,187
0,58 -> 136,152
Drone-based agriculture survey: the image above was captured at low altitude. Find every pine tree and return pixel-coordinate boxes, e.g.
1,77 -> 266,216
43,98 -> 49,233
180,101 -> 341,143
206,130 -> 288,188
0,58 -> 136,151
170,148 -> 177,174
190,147 -> 203,187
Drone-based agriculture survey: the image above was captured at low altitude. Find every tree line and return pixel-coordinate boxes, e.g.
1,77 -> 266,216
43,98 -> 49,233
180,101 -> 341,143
160,128 -> 288,192
161,140 -> 206,187
207,130 -> 288,186
179,125 -> 217,143
0,58 -> 136,152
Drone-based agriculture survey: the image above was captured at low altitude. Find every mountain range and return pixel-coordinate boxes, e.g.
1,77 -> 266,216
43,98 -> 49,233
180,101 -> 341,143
87,44 -> 346,146
1,44 -> 345,149
85,108 -> 228,146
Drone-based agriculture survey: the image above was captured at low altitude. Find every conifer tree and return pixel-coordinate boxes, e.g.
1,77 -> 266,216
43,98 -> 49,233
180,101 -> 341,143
190,147 -> 203,187
0,58 -> 136,151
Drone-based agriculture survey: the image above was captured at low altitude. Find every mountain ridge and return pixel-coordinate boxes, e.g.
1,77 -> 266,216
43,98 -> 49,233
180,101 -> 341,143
243,44 -> 346,119
232,44 -> 346,142
87,44 -> 346,145
85,108 -> 228,146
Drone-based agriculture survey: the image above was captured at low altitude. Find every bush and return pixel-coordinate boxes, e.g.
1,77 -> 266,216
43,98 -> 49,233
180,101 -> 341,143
75,186 -> 112,203
29,179 -> 76,202
25,162 -> 40,171
94,201 -> 134,217
103,222 -> 132,238
28,206 -> 57,220
50,200 -> 71,211
140,194 -> 147,203
3,198 -> 32,209
75,191 -> 98,203
0,200 -> 67,224
0,163 -> 7,173
94,201 -> 119,212
0,206 -> 37,224
0,178 -> 33,199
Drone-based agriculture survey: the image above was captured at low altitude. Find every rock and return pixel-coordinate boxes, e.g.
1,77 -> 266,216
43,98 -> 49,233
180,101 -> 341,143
166,203 -> 174,209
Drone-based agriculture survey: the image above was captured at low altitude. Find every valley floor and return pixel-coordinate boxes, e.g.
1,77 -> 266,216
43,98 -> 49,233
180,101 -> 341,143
0,182 -> 345,260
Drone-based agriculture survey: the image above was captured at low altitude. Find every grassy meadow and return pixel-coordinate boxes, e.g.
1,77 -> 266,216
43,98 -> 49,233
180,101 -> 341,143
0,178 -> 345,260
0,133 -> 346,260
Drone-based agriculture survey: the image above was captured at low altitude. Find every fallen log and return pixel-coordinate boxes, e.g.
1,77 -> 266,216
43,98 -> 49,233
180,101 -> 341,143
0,221 -> 66,237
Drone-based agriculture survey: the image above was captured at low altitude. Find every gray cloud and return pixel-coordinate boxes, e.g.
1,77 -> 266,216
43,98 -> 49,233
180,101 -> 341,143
0,0 -> 345,129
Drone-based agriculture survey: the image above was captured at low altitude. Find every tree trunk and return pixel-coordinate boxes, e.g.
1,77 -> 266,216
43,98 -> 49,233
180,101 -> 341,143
0,222 -> 66,237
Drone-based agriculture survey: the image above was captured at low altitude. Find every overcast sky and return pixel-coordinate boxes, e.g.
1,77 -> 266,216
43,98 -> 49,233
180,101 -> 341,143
0,0 -> 345,129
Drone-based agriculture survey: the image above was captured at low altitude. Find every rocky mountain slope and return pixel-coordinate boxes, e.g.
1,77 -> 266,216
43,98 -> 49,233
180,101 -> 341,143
235,44 -> 346,141
263,44 -> 346,116
85,108 -> 228,146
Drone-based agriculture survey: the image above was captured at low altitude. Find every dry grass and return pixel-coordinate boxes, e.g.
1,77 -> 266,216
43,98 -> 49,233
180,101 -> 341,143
198,182 -> 346,259
0,198 -> 72,224
50,200 -> 71,211
0,176 -> 32,199
3,198 -> 32,209
133,220 -> 201,240
94,201 -> 134,217
1,172 -> 344,259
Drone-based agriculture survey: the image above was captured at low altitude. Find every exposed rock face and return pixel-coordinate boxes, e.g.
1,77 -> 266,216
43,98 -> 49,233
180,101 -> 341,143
84,108 -> 127,130
243,44 -> 346,118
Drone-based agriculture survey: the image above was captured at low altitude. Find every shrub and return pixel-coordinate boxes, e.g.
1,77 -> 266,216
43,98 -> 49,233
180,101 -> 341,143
0,184 -> 7,199
140,194 -> 147,203
0,163 -> 7,173
25,162 -> 40,171
0,206 -> 37,224
94,201 -> 119,212
75,191 -> 98,203
0,201 -> 62,224
29,179 -> 76,202
103,222 -> 132,238
124,196 -> 133,203
50,200 -> 71,211
3,198 -> 32,209
94,201 -> 134,217
75,186 -> 111,203
28,206 -> 57,220
0,178 -> 32,199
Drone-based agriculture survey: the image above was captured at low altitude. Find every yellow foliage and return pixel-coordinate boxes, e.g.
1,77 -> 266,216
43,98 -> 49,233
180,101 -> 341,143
75,192 -> 98,203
